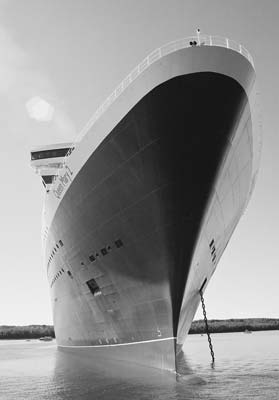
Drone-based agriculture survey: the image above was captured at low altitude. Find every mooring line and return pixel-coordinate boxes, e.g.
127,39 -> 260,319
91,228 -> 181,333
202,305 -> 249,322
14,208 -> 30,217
199,288 -> 215,366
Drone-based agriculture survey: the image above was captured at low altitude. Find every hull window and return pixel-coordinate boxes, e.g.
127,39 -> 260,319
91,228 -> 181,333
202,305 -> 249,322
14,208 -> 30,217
31,148 -> 70,160
86,279 -> 101,296
209,239 -> 217,264
101,248 -> 108,256
115,239 -> 123,248
89,254 -> 96,262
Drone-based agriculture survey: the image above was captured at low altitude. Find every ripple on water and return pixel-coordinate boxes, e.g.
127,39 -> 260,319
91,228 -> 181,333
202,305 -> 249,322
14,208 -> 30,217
0,332 -> 278,399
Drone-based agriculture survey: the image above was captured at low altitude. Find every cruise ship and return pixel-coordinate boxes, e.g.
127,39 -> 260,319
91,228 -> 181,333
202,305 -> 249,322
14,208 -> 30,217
31,35 -> 261,372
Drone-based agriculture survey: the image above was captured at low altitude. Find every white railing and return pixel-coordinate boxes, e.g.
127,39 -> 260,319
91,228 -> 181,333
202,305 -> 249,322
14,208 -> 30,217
62,35 -> 254,163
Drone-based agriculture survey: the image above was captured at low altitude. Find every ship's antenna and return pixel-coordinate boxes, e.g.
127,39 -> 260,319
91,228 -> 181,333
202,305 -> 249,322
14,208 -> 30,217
196,28 -> 201,45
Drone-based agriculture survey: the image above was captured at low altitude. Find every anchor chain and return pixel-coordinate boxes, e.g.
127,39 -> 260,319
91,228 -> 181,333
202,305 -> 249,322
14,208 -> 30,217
199,289 -> 215,365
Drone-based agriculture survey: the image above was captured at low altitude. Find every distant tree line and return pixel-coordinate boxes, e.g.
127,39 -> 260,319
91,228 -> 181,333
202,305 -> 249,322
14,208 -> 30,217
1,318 -> 279,339
189,318 -> 279,334
0,325 -> 55,339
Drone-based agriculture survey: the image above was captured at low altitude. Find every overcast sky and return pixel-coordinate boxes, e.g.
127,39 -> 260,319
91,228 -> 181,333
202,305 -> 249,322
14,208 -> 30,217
0,0 -> 278,325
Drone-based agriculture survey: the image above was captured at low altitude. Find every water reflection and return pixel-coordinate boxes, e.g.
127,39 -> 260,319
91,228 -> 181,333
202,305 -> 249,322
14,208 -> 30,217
50,342 -> 214,399
53,348 -> 179,399
1,332 -> 279,399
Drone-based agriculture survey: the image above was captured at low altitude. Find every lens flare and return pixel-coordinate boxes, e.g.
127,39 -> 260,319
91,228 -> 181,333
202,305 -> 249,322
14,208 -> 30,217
26,96 -> 54,122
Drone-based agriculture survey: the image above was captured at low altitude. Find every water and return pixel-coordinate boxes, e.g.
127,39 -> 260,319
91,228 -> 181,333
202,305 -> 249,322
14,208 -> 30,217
0,331 -> 278,399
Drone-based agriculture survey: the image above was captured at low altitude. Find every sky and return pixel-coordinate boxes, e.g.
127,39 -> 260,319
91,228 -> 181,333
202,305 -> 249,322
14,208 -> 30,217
0,0 -> 278,325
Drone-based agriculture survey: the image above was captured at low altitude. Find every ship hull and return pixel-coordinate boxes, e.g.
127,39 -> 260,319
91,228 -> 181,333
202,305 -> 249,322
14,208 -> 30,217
59,337 -> 177,372
43,44 -> 259,372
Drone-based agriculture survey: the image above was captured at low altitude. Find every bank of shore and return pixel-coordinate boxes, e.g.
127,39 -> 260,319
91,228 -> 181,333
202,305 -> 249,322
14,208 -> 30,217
189,318 -> 279,334
0,319 -> 278,340
0,325 -> 55,340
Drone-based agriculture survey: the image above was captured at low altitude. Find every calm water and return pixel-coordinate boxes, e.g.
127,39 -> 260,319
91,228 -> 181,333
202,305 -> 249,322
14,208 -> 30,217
0,331 -> 278,399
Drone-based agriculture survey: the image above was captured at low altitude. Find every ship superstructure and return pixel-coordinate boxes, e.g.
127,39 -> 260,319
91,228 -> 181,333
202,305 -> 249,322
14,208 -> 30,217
31,35 -> 261,372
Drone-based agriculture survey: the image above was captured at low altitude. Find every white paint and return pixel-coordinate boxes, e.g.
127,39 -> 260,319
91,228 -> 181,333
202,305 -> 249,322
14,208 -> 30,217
58,336 -> 176,348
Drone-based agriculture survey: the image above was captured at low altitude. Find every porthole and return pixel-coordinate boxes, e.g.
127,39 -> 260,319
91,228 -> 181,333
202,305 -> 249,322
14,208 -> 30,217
101,248 -> 108,256
115,239 -> 123,248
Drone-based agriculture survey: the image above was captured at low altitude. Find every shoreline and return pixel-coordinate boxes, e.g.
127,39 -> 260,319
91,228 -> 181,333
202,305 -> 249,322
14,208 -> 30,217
189,318 -> 279,334
0,325 -> 55,340
1,319 -> 278,340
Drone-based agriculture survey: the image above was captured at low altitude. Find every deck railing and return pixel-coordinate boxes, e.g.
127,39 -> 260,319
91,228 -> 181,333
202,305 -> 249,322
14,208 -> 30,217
62,35 -> 254,162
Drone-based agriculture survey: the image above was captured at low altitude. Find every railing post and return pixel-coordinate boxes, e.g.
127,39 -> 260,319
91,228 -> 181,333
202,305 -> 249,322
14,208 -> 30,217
196,28 -> 201,46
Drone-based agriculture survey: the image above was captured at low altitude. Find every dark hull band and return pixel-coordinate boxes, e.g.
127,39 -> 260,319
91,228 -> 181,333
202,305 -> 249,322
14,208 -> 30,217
49,72 -> 247,350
